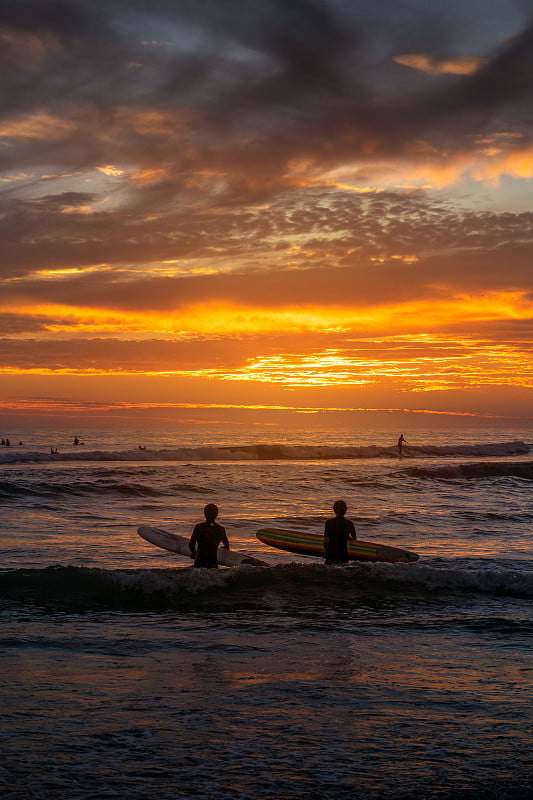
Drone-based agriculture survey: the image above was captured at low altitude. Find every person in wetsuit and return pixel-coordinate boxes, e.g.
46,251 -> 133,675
189,503 -> 230,568
323,499 -> 356,565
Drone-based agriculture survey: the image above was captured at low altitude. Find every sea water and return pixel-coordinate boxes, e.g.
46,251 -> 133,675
1,425 -> 532,800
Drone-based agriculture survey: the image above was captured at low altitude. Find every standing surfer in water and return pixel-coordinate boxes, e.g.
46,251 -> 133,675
189,503 -> 230,568
398,434 -> 407,457
324,500 -> 357,565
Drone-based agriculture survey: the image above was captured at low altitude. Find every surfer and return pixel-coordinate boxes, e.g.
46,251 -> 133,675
324,500 -> 357,565
398,434 -> 407,456
189,503 -> 230,568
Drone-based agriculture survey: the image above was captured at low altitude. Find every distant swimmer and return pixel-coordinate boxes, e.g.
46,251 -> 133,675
189,503 -> 229,569
398,434 -> 407,457
324,500 -> 357,565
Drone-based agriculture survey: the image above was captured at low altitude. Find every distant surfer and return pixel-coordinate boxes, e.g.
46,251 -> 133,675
398,434 -> 407,457
189,503 -> 230,568
73,436 -> 79,446
324,500 -> 357,565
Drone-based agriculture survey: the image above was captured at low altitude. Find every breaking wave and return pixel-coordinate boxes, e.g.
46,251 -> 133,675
0,440 -> 529,465
1,560 -> 531,613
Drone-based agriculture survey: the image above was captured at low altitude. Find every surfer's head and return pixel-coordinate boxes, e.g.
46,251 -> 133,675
333,499 -> 347,516
204,503 -> 219,522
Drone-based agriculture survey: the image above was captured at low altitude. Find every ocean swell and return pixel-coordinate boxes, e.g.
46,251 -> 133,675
1,560 -> 531,613
402,461 -> 533,481
0,440 -> 529,465
0,479 -> 165,500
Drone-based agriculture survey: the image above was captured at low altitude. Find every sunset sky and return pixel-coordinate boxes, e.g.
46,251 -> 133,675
1,0 -> 533,428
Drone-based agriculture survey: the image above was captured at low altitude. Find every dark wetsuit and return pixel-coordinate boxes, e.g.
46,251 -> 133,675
189,521 -> 229,568
324,516 -> 356,564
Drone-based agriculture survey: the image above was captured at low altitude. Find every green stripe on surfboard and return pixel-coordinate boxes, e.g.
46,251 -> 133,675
256,528 -> 419,563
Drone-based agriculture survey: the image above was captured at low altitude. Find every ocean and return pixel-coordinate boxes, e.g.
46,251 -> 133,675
1,424 -> 532,800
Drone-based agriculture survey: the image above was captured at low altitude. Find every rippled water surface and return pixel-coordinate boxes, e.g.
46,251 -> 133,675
1,425 -> 532,799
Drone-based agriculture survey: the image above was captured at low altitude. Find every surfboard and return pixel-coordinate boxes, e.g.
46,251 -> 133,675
138,526 -> 268,567
256,528 -> 419,563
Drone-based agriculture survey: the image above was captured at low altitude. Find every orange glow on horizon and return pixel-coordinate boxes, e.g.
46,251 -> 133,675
0,398 -> 511,420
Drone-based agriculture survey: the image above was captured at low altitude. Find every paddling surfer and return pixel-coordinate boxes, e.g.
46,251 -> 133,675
324,500 -> 356,565
189,503 -> 230,568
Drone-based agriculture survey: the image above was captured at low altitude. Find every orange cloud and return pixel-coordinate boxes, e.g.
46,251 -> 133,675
394,53 -> 487,75
287,142 -> 533,191
97,165 -> 126,177
132,168 -> 168,185
471,146 -> 533,182
1,290 -> 532,341
0,111 -> 75,140
1,336 -> 531,395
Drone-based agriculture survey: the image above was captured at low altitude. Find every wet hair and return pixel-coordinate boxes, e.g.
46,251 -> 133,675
204,503 -> 219,521
333,500 -> 347,515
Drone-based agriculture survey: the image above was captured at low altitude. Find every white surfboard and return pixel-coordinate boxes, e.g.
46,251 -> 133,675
138,526 -> 268,567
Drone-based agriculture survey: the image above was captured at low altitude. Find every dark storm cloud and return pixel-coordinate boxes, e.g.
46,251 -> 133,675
0,0 -> 108,39
2,0 -> 533,173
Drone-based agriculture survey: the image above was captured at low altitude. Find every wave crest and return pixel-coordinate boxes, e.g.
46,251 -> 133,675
1,560 -> 531,613
0,440 -> 529,465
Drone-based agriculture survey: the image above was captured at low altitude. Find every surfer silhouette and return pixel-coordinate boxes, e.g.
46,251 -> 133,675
189,503 -> 229,568
398,434 -> 407,457
324,500 -> 356,565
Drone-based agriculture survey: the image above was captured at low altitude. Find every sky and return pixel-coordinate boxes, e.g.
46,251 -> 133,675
1,0 -> 533,430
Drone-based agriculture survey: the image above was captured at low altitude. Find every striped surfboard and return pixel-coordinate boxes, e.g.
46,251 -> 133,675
256,528 -> 419,563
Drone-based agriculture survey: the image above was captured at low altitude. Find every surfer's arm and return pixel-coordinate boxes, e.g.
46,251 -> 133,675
189,529 -> 198,556
323,519 -> 332,554
220,527 -> 230,549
